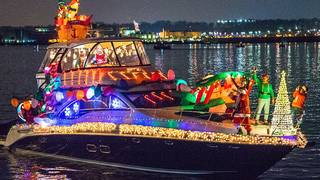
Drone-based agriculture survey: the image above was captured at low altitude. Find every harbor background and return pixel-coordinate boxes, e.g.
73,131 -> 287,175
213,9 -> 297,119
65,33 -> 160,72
0,43 -> 319,179
3,18 -> 320,45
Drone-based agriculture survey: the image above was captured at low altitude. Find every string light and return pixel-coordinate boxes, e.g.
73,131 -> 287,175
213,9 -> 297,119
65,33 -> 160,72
160,92 -> 174,100
158,71 -> 168,80
32,123 -> 297,146
132,72 -> 139,79
144,95 -> 156,104
85,70 -> 88,85
98,70 -> 104,83
78,70 -> 81,85
142,70 -> 151,79
107,71 -> 117,81
71,71 -> 74,86
33,122 -> 116,134
120,72 -> 131,80
91,69 -> 95,84
63,72 -> 67,86
151,92 -> 163,100
271,71 -> 295,136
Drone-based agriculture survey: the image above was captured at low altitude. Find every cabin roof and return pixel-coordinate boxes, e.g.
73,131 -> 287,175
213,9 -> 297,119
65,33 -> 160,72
48,37 -> 142,49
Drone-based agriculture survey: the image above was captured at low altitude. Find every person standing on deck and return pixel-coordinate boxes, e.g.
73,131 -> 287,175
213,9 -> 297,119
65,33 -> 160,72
292,85 -> 308,126
232,76 -> 255,135
253,69 -> 275,125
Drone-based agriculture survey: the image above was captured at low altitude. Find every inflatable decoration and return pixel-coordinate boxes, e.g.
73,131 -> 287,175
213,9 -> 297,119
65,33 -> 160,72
55,0 -> 92,42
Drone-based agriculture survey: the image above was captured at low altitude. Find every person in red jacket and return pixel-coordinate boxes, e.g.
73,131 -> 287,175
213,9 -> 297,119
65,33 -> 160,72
292,85 -> 308,126
233,76 -> 255,135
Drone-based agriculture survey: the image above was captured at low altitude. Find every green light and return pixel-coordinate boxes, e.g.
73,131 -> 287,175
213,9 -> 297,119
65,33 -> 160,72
167,120 -> 178,128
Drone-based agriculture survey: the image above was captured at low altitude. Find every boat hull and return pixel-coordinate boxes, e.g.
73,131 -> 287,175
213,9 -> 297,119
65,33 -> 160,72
8,133 -> 294,179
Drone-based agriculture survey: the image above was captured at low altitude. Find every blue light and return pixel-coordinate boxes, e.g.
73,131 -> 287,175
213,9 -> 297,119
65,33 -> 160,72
55,91 -> 64,102
34,117 -> 57,127
73,102 -> 80,113
86,87 -> 95,99
64,107 -> 72,117
109,96 -> 128,109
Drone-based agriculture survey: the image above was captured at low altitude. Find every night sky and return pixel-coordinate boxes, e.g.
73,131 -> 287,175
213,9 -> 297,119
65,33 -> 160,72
1,0 -> 320,26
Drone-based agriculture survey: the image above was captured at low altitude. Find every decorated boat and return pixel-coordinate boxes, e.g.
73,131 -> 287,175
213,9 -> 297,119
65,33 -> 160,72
4,1 -> 309,179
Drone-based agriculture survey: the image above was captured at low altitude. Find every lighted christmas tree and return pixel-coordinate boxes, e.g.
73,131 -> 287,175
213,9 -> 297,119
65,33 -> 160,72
270,71 -> 295,136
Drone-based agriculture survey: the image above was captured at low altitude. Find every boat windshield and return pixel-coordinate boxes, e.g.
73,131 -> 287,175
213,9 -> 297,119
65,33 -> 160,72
58,95 -> 130,119
39,48 -> 65,72
39,40 -> 151,73
61,43 -> 96,71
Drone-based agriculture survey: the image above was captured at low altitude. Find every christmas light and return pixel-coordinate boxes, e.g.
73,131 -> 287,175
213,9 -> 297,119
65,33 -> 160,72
55,91 -> 65,102
271,71 -> 295,136
151,92 -> 164,100
86,87 -> 95,99
160,92 -> 174,100
32,122 -> 297,146
78,70 -> 81,85
123,72 -> 133,80
98,70 -> 104,83
107,71 -> 117,81
144,95 -> 156,104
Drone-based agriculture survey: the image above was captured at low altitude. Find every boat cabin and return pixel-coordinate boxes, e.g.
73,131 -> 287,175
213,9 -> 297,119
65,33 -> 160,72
36,38 -> 152,88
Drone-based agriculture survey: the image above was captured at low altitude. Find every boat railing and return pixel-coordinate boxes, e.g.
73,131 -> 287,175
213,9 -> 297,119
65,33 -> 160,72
125,108 -> 303,126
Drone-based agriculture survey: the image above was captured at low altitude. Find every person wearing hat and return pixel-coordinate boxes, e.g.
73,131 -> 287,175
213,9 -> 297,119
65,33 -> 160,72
232,76 -> 255,135
292,85 -> 308,125
253,70 -> 275,125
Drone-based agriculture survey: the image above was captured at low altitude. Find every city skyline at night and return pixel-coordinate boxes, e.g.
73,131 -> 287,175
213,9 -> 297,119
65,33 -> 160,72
1,0 -> 320,26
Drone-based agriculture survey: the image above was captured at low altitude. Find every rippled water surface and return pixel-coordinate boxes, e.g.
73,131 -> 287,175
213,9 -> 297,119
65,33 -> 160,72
0,43 -> 319,179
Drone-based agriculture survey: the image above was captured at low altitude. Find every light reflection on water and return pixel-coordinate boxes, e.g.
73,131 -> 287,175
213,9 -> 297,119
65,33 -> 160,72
0,43 -> 319,179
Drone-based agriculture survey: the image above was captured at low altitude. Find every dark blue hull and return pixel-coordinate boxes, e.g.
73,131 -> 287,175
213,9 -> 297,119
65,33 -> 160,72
9,134 -> 294,179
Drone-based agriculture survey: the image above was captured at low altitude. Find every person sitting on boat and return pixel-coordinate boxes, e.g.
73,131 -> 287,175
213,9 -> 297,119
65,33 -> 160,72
253,69 -> 275,125
232,76 -> 255,135
79,48 -> 87,67
292,85 -> 308,126
93,44 -> 106,64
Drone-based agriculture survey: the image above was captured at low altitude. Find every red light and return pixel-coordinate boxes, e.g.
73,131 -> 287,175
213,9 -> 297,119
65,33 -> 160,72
160,92 -> 174,101
144,95 -> 156,104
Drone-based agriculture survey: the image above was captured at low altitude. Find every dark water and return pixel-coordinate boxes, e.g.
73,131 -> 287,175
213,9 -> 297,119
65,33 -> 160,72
0,43 -> 319,179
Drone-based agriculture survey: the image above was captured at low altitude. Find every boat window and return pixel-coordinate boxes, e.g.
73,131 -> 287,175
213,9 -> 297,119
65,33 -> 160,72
135,41 -> 150,65
59,98 -> 109,119
61,43 -> 95,71
39,48 -> 61,72
108,95 -> 129,109
86,42 -> 119,67
60,100 -> 81,119
113,41 -> 140,66
79,99 -> 109,111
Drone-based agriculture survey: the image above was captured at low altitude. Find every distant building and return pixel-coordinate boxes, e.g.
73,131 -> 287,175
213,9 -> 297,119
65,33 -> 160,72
0,26 -> 55,44
159,30 -> 202,40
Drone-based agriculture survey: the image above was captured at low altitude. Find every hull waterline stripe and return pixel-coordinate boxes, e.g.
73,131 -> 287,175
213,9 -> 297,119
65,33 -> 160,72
14,148 -> 237,175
